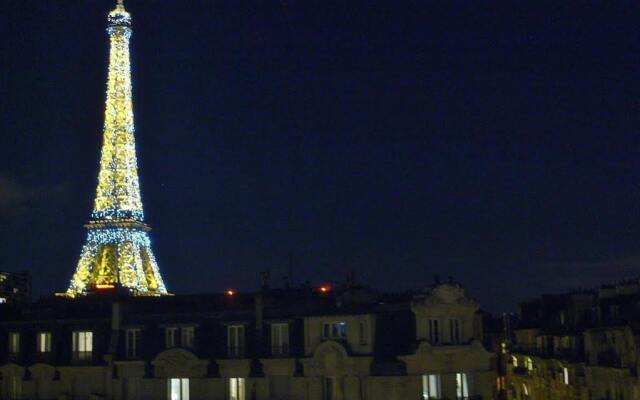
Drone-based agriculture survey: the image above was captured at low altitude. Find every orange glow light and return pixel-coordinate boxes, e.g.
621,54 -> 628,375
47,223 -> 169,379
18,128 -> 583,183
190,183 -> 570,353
319,285 -> 331,293
226,289 -> 235,296
95,284 -> 115,289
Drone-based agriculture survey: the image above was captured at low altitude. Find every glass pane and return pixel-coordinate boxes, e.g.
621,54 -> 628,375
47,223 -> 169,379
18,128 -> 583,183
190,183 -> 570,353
239,378 -> 245,400
169,378 -> 181,400
231,378 -> 237,400
86,332 -> 93,352
181,379 -> 189,400
428,375 -> 434,396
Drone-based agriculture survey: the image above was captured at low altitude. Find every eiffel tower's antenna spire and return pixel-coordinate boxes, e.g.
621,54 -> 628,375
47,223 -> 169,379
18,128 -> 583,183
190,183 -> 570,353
63,3 -> 168,297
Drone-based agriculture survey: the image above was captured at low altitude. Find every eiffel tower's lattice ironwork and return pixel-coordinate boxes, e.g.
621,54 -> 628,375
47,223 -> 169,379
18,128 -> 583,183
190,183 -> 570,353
64,1 -> 168,297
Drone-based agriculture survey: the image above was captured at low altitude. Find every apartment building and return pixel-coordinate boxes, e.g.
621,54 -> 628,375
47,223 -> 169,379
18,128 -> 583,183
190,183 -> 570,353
0,282 -> 495,400
508,281 -> 640,400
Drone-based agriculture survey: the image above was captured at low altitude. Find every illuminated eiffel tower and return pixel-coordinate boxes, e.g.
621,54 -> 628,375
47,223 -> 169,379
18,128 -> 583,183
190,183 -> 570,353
64,0 -> 168,297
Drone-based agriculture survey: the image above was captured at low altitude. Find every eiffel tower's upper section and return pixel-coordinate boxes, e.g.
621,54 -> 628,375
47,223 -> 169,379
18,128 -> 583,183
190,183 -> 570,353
92,0 -> 144,223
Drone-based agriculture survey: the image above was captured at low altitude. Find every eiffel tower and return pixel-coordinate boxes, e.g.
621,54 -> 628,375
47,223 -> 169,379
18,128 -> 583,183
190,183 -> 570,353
64,0 -> 168,297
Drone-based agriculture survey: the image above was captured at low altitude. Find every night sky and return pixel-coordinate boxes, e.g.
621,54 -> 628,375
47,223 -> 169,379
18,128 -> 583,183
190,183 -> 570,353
2,1 -> 640,312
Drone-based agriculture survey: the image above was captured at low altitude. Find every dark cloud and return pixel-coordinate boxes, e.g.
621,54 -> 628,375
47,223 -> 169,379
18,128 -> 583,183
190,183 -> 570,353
534,256 -> 640,292
0,174 -> 67,218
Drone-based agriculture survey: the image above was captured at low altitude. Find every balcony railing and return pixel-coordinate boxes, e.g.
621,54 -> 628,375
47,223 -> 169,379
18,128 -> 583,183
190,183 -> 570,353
271,345 -> 290,357
72,351 -> 93,362
227,346 -> 245,358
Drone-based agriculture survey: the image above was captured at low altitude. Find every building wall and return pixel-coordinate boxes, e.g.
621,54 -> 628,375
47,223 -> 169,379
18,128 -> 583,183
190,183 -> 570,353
0,284 -> 497,400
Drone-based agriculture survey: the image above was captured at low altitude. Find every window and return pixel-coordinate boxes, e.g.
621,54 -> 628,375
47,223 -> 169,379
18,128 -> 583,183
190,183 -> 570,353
271,323 -> 289,356
511,355 -> 518,368
181,327 -> 194,348
496,376 -> 505,391
8,332 -> 19,353
37,332 -> 52,353
422,374 -> 441,399
525,357 -> 533,371
322,322 -> 347,339
359,321 -> 368,345
165,327 -> 178,348
168,378 -> 189,400
428,319 -> 439,344
227,325 -> 245,358
229,377 -> 245,400
522,383 -> 529,398
9,376 -> 21,400
323,377 -> 337,400
449,319 -> 460,344
0,297 -> 6,303
72,331 -> 93,360
126,329 -> 141,358
456,372 -> 469,399
562,367 -> 569,385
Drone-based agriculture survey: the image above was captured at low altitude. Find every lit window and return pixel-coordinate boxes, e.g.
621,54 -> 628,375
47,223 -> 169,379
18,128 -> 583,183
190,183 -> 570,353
227,325 -> 245,358
37,332 -> 52,353
323,377 -> 337,400
456,372 -> 469,399
168,378 -> 189,400
526,357 -> 533,371
422,374 -> 441,399
511,355 -> 518,368
126,328 -> 141,358
428,319 -> 439,344
8,332 -> 19,354
0,297 -> 6,304
322,322 -> 347,339
165,327 -> 178,348
449,319 -> 460,344
562,367 -> 569,385
271,323 -> 289,356
72,331 -> 93,360
181,327 -> 194,348
229,377 -> 245,400
522,383 -> 529,396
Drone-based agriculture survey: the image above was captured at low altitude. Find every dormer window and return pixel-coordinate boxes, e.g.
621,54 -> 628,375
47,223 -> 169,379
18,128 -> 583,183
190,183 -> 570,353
72,331 -> 93,361
126,328 -> 141,358
181,326 -> 194,348
165,327 -> 178,348
37,332 -> 52,353
271,323 -> 289,356
8,332 -> 19,354
227,325 -> 245,358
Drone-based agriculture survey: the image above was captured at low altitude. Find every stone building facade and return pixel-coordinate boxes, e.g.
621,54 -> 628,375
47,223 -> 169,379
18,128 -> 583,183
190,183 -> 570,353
0,282 -> 496,400
507,280 -> 640,400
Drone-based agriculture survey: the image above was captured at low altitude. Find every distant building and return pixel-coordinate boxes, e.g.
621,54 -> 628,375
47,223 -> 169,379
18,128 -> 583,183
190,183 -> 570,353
0,271 -> 31,305
507,280 -> 640,400
0,281 -> 497,400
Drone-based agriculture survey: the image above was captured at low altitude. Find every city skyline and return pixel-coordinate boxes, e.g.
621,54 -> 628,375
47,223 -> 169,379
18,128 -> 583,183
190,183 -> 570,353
2,0 -> 640,311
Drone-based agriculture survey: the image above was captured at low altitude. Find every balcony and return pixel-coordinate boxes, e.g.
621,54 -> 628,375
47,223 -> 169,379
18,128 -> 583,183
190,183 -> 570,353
227,346 -> 246,359
72,351 -> 93,363
271,345 -> 290,357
